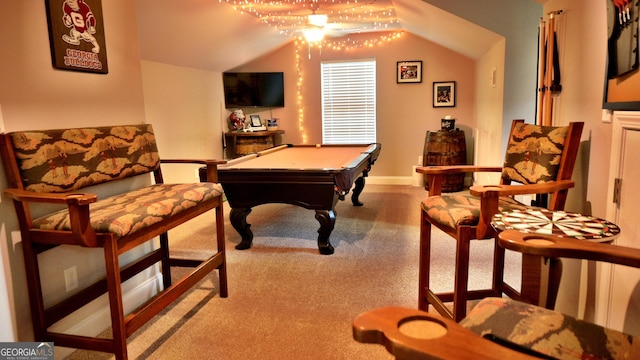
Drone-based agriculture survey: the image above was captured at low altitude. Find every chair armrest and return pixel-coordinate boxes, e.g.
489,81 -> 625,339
416,165 -> 503,196
353,306 -> 537,359
3,188 -> 98,205
416,165 -> 503,175
160,159 -> 227,165
469,180 -> 575,238
469,180 -> 575,198
159,159 -> 227,183
3,189 -> 98,247
498,230 -> 638,268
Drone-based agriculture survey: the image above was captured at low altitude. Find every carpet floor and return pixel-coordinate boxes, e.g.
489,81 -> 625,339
66,184 -> 521,359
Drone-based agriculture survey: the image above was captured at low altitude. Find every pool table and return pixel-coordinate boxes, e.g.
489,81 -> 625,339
217,143 -> 381,255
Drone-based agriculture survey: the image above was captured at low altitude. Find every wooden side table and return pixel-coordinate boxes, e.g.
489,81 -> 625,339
491,209 -> 620,308
224,130 -> 285,158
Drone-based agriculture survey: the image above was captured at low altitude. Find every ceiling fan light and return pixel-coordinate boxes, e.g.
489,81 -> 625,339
308,14 -> 328,27
304,28 -> 325,42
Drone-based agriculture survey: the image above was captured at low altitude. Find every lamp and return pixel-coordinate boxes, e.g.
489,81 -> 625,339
308,13 -> 328,27
304,27 -> 325,42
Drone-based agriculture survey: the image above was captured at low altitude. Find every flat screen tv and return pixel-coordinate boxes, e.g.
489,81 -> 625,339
223,72 -> 285,108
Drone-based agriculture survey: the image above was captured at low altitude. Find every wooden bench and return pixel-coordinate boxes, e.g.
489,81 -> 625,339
0,124 -> 227,359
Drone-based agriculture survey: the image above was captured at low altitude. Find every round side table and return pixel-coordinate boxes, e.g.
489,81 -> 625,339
492,209 -> 620,241
490,208 -> 620,309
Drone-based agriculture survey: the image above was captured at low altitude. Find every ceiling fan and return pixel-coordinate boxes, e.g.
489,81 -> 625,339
225,0 -> 401,41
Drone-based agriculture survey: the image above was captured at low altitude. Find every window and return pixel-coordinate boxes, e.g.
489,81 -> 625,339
321,59 -> 376,144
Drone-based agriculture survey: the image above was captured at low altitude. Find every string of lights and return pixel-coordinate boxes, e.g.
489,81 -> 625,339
300,31 -> 403,50
294,40 -> 308,144
219,0 -> 404,49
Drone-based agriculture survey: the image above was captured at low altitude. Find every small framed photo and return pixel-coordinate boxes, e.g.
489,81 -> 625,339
250,115 -> 263,127
433,81 -> 456,107
397,61 -> 422,83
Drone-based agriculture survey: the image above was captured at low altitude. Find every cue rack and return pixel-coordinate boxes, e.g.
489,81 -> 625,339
536,10 -> 563,127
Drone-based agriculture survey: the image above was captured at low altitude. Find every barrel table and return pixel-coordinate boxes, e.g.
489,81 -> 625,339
423,130 -> 466,192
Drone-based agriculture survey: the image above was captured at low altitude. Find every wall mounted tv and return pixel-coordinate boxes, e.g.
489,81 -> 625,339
223,72 -> 285,108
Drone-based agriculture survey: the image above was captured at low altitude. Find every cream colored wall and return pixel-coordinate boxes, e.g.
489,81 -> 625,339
539,0 -> 613,320
474,39 -> 507,185
537,0 -> 609,217
0,0 -> 148,345
231,33 -> 478,181
140,61 -> 225,183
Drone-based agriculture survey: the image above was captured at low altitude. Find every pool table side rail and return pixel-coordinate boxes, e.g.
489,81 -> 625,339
219,143 -> 380,172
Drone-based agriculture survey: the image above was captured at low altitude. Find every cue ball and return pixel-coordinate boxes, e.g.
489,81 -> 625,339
316,144 -> 321,148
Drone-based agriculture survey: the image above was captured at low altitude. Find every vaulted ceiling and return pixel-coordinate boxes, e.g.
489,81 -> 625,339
135,0 -> 503,72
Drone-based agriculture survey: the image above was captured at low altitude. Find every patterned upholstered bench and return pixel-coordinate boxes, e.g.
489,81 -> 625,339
0,124 -> 227,360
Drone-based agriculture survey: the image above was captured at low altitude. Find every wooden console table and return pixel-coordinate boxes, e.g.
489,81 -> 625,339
224,130 -> 285,158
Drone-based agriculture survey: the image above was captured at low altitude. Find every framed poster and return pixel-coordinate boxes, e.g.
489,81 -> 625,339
603,0 -> 640,110
433,81 -> 456,107
45,0 -> 109,74
397,61 -> 422,83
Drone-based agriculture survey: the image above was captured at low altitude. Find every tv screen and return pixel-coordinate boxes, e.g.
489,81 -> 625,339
223,72 -> 285,108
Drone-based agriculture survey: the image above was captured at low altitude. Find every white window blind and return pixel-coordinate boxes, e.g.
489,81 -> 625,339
321,59 -> 376,144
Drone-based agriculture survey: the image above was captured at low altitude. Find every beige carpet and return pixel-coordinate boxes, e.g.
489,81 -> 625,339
67,184 -> 521,359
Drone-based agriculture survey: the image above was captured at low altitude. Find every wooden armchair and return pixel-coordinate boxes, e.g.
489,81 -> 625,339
353,230 -> 640,360
416,119 -> 584,321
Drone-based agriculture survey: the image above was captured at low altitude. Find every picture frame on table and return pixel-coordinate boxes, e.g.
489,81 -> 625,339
250,115 -> 263,127
397,61 -> 422,83
433,81 -> 456,107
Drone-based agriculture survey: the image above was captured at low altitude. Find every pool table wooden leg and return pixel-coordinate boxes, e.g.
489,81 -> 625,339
230,207 -> 253,250
315,209 -> 336,255
351,176 -> 365,206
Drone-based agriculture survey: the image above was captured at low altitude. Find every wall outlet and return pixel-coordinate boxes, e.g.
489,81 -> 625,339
602,109 -> 613,123
64,266 -> 78,292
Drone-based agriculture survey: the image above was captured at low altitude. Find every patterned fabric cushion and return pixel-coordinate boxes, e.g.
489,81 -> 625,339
461,297 -> 640,360
8,124 -> 159,193
32,183 -> 223,239
421,194 -> 532,231
502,122 -> 569,185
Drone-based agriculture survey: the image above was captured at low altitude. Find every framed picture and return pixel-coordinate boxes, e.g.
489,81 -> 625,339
250,115 -> 263,127
397,61 -> 422,83
45,0 -> 109,74
433,81 -> 456,107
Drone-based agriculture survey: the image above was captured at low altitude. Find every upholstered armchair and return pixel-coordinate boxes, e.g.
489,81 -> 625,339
416,120 -> 584,321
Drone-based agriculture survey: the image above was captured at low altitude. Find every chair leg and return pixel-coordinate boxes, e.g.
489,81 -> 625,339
216,203 -> 228,298
452,227 -> 474,322
492,235 -> 506,297
160,232 -> 172,289
103,238 -> 128,360
418,210 -> 431,311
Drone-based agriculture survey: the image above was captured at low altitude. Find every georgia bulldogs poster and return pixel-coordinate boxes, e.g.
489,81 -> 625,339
45,0 -> 108,74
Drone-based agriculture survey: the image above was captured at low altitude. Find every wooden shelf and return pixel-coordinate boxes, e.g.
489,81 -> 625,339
224,130 -> 285,158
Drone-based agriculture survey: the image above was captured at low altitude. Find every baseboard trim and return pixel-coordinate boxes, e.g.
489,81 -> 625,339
366,176 -> 413,185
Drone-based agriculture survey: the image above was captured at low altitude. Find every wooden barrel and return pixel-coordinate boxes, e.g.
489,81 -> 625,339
423,130 -> 467,192
235,136 -> 274,155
